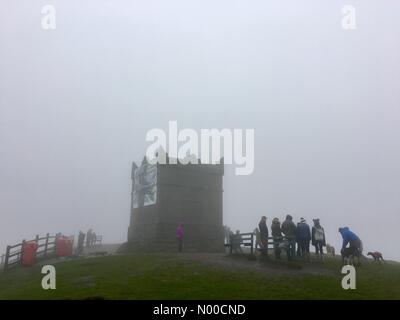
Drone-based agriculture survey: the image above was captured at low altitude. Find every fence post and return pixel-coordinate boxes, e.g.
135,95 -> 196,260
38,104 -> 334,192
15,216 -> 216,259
3,246 -> 11,272
44,233 -> 49,257
250,233 -> 254,255
19,239 -> 26,264
54,234 -> 58,253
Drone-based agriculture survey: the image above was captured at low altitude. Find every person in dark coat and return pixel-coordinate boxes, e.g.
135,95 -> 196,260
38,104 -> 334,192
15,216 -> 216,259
311,219 -> 326,259
296,222 -> 302,257
296,218 -> 311,260
271,218 -> 283,259
281,215 -> 297,260
86,229 -> 92,248
258,216 -> 269,251
91,232 -> 96,246
77,231 -> 85,255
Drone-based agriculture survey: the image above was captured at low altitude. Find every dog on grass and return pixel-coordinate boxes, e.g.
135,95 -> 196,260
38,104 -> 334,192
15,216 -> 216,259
341,247 -> 361,265
367,251 -> 384,262
326,244 -> 335,257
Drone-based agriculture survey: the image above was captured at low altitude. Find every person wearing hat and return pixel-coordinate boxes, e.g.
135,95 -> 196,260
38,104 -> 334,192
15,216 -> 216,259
312,219 -> 326,259
271,218 -> 283,259
296,218 -> 311,261
258,216 -> 269,254
281,215 -> 297,260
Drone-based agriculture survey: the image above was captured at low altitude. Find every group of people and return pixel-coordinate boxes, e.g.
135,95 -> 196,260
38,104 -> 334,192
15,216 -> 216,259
255,215 -> 363,261
256,215 -> 327,261
77,229 -> 98,255
178,217 -> 364,261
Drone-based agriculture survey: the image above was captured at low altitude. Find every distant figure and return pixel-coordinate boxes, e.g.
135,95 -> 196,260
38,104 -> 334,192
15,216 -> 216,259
311,219 -> 326,259
232,230 -> 243,254
86,229 -> 92,248
296,218 -> 311,261
77,231 -> 85,255
367,251 -> 385,262
176,223 -> 184,252
296,222 -> 302,258
258,216 -> 269,249
229,230 -> 235,250
91,232 -> 97,247
253,228 -> 260,250
339,227 -> 363,265
223,225 -> 231,245
281,215 -> 297,260
271,218 -> 283,259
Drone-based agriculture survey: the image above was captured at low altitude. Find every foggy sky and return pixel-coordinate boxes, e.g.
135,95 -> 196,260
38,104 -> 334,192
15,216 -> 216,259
1,1 -> 399,260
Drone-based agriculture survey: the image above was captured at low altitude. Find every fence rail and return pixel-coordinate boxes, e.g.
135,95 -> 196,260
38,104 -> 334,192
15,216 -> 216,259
226,233 -> 291,255
2,233 -> 58,272
228,232 -> 255,255
94,235 -> 103,246
1,233 -> 103,272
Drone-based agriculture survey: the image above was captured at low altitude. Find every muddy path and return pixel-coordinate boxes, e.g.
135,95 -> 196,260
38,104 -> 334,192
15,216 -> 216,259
175,252 -> 339,277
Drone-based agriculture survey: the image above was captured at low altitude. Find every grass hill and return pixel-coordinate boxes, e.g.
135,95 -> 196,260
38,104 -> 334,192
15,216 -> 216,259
0,252 -> 399,300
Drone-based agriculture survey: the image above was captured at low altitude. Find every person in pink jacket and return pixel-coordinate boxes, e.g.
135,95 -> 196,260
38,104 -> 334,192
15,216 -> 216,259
176,223 -> 184,252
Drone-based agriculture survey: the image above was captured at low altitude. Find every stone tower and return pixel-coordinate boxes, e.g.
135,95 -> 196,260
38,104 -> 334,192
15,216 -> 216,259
127,155 -> 224,252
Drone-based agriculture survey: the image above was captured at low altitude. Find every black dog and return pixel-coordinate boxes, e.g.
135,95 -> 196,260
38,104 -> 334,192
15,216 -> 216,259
341,247 -> 360,265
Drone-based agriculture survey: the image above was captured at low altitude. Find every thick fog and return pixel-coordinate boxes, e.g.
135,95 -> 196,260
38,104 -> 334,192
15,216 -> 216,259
1,1 -> 399,260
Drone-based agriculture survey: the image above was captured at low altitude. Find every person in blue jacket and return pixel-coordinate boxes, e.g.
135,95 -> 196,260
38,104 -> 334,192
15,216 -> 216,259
338,227 -> 363,255
296,218 -> 311,261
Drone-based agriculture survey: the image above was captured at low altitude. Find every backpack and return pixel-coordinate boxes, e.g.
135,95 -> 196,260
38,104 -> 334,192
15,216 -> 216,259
314,227 -> 325,241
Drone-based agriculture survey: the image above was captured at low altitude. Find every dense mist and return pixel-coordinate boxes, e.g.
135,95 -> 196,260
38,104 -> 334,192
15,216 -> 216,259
1,0 -> 399,260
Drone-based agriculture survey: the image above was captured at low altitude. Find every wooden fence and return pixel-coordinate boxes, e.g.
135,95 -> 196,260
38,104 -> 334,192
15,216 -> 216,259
226,232 -> 291,255
94,235 -> 103,246
1,233 -> 104,272
227,232 -> 255,255
3,233 -> 58,272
